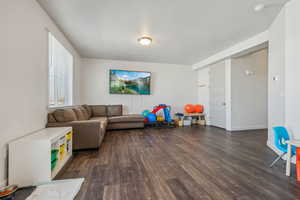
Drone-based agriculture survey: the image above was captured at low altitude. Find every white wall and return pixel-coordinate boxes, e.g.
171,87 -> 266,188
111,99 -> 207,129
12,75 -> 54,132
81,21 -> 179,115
231,49 -> 268,131
267,0 -> 300,153
267,7 -> 286,148
0,0 -> 81,186
284,0 -> 300,140
197,68 -> 210,124
80,59 -> 197,115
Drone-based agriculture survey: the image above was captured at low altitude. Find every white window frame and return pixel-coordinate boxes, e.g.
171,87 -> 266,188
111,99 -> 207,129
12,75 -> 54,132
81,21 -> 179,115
48,32 -> 74,108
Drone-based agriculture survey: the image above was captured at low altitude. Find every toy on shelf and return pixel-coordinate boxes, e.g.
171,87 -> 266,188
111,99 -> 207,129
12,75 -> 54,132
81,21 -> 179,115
175,113 -> 184,119
194,104 -> 204,113
51,149 -> 59,170
184,104 -> 195,113
174,113 -> 184,127
184,104 -> 204,113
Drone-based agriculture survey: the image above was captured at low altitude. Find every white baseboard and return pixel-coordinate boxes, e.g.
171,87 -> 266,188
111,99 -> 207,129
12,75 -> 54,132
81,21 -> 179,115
0,146 -> 8,187
0,179 -> 7,187
230,124 -> 267,131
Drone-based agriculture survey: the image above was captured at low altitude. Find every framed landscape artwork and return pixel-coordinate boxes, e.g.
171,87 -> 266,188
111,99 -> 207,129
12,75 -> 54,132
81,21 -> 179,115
109,69 -> 151,95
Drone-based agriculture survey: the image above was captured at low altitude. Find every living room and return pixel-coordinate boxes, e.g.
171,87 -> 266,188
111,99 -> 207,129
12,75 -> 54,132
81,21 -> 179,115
1,0 -> 300,199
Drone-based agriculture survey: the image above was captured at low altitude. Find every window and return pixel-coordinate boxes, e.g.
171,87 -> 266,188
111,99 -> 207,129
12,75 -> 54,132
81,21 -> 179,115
48,32 -> 73,107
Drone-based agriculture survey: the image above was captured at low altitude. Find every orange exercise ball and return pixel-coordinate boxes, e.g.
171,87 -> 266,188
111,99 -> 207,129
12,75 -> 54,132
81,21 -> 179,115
184,104 -> 195,113
194,104 -> 204,113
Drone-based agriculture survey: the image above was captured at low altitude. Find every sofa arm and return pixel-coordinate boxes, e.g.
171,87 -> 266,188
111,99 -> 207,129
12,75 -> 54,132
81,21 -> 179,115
47,120 -> 102,150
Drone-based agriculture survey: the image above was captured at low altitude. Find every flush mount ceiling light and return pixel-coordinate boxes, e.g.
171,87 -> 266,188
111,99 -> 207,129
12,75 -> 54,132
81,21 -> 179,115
253,3 -> 266,12
253,2 -> 284,12
138,36 -> 152,46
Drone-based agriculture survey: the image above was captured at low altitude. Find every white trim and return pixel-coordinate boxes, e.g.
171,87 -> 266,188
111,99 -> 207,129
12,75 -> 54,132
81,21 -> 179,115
48,104 -> 76,109
193,31 -> 269,70
230,124 -> 268,131
225,59 -> 232,131
206,120 -> 211,126
47,105 -> 77,112
48,32 -> 74,108
0,179 -> 7,187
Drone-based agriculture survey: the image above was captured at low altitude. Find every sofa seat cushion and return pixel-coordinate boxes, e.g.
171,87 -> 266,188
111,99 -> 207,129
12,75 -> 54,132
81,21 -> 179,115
108,114 -> 144,123
90,117 -> 108,128
107,122 -> 144,130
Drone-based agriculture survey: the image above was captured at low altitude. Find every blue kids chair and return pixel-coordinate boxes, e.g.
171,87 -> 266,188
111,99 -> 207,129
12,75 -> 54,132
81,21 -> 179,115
270,126 -> 296,167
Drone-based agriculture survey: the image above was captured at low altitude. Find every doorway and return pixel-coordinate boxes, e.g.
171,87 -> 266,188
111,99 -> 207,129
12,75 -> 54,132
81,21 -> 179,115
209,61 -> 226,129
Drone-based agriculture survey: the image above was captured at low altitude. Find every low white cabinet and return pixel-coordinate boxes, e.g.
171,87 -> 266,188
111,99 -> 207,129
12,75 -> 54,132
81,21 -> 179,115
9,127 -> 73,187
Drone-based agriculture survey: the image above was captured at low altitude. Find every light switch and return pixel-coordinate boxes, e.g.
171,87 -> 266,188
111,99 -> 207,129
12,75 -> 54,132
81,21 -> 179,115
273,76 -> 279,81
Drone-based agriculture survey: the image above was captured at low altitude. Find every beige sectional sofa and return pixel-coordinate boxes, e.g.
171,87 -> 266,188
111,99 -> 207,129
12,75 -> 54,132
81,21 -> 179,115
47,105 -> 144,150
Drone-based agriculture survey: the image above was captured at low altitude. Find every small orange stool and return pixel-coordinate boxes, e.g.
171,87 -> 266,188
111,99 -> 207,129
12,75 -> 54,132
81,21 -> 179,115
297,148 -> 300,181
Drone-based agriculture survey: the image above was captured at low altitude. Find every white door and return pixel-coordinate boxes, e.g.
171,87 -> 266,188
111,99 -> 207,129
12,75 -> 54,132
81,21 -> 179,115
209,63 -> 226,129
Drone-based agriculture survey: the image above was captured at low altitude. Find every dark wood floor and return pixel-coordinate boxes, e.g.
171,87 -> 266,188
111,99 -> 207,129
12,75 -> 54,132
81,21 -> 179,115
58,126 -> 300,200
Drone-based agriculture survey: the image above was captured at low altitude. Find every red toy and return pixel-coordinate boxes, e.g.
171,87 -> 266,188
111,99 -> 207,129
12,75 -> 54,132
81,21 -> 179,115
184,104 -> 195,113
151,105 -> 167,114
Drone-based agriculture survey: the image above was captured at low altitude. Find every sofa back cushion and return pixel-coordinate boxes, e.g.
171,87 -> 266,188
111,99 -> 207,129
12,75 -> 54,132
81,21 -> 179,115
107,105 -> 123,117
48,113 -> 57,123
53,109 -> 77,122
82,104 -> 92,118
90,105 -> 107,117
73,107 -> 85,121
79,106 -> 90,119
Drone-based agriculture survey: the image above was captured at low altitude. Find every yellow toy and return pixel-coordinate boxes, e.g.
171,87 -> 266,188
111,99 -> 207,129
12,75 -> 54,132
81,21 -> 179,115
157,116 -> 164,122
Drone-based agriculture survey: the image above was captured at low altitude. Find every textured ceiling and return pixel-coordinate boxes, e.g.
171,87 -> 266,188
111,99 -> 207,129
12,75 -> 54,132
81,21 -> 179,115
38,0 -> 287,65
